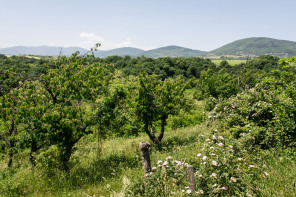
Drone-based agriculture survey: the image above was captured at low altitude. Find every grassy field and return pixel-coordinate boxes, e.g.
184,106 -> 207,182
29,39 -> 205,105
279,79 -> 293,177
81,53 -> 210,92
211,59 -> 247,66
1,122 -> 296,196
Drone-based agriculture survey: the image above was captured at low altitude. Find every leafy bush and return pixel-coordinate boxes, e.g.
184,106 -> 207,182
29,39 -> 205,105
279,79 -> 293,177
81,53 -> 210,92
209,65 -> 296,148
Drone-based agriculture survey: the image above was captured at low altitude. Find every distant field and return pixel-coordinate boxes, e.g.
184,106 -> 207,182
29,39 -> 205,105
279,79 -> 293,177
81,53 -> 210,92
211,59 -> 247,66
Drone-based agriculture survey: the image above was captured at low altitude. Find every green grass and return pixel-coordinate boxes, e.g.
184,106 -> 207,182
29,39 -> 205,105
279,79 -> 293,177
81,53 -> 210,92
1,123 -> 296,196
211,59 -> 247,66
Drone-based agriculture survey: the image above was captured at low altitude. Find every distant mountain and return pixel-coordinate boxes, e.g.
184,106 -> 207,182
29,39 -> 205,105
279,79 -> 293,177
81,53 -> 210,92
2,37 -> 296,58
210,37 -> 296,57
142,45 -> 206,58
95,47 -> 145,58
0,46 -> 89,56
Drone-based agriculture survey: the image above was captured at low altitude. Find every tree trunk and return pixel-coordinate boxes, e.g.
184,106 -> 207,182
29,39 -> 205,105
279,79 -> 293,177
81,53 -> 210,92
144,123 -> 157,143
157,115 -> 167,143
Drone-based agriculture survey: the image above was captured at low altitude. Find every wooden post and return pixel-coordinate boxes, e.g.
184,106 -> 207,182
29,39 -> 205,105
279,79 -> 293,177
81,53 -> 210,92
187,164 -> 196,193
139,142 -> 151,174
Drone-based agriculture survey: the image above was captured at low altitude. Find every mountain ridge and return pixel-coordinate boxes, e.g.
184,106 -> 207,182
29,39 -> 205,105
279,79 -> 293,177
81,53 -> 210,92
1,37 -> 296,58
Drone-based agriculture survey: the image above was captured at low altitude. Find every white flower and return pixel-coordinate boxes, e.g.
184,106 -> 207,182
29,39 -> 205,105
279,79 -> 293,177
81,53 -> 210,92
197,153 -> 202,157
163,161 -> 169,166
264,172 -> 269,176
212,161 -> 218,166
230,177 -> 237,182
211,153 -> 215,156
218,143 -> 224,146
202,156 -> 207,160
210,173 -> 217,178
199,190 -> 204,194
157,160 -> 162,164
221,186 -> 227,190
206,139 -> 211,142
182,190 -> 185,193
212,184 -> 217,187
187,189 -> 192,194
248,165 -> 256,168
238,158 -> 243,161
210,146 -> 214,150
212,135 -> 217,140
218,136 -> 224,140
199,174 -> 203,178
166,156 -> 172,160
152,167 -> 157,170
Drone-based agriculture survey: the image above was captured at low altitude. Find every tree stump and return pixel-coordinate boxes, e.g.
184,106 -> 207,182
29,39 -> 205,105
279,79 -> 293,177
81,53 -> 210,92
139,142 -> 151,174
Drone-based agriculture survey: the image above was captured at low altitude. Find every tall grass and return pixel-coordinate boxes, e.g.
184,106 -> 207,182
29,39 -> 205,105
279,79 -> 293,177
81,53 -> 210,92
1,123 -> 296,196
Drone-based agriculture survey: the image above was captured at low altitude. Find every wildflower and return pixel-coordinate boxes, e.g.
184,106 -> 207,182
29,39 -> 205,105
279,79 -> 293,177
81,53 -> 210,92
166,156 -> 172,160
210,173 -> 217,178
221,187 -> 227,190
218,136 -> 224,140
163,161 -> 169,166
197,153 -> 202,157
238,158 -> 243,161
229,145 -> 233,149
212,184 -> 217,187
218,143 -> 224,146
212,161 -> 218,166
185,186 -> 189,189
152,167 -> 157,170
157,160 -> 162,164
203,162 -> 207,165
230,177 -> 237,182
210,146 -> 214,150
202,156 -> 207,160
211,153 -> 215,156
248,165 -> 256,168
199,190 -> 204,194
264,172 -> 269,176
206,139 -> 211,142
212,135 -> 217,140
187,189 -> 192,194
182,190 -> 185,193
199,174 -> 203,178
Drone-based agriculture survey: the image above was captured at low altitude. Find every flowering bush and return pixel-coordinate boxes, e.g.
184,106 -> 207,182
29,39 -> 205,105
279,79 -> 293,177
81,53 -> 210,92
192,133 -> 264,196
208,67 -> 296,148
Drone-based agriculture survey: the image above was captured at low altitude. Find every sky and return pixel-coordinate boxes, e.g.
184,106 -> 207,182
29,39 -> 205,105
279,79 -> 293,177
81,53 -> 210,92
1,0 -> 296,51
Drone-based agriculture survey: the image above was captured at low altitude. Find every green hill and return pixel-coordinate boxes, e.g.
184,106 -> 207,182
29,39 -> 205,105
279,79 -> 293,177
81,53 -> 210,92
95,47 -> 145,58
142,45 -> 206,58
210,37 -> 296,57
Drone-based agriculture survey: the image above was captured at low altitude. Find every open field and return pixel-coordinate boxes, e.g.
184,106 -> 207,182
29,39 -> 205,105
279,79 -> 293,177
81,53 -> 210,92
211,59 -> 247,66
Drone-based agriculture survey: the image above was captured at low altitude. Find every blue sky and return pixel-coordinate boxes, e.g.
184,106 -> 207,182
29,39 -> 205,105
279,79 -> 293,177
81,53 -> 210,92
1,0 -> 295,51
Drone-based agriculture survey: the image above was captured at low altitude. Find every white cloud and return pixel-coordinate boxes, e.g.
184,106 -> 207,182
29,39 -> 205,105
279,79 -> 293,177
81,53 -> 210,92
78,33 -> 154,50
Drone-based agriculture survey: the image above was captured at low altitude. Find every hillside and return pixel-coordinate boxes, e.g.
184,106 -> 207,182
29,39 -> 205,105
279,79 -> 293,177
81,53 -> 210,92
141,45 -> 206,58
210,37 -> 296,57
95,47 -> 145,58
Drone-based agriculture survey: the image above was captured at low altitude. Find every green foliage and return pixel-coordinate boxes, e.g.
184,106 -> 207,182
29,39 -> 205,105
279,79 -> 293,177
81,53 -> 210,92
209,64 -> 296,148
136,72 -> 191,143
95,72 -> 141,138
